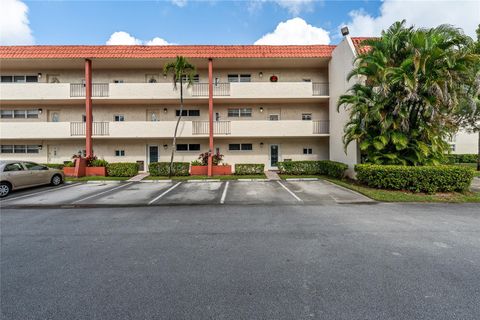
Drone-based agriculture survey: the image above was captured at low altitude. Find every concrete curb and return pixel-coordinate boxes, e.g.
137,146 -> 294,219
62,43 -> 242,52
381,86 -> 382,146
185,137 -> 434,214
285,178 -> 319,181
86,180 -> 123,184
187,179 -> 221,183
237,179 -> 269,182
139,180 -> 172,183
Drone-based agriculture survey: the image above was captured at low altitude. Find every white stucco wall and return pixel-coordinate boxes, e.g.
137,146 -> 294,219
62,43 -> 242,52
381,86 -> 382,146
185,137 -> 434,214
328,37 -> 360,177
451,130 -> 478,154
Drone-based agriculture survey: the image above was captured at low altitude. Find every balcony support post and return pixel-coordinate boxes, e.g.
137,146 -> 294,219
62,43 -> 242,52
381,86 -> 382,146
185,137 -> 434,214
85,59 -> 93,158
208,58 -> 214,177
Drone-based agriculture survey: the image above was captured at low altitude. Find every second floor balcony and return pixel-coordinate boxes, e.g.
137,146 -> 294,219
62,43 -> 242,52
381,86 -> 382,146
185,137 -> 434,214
0,82 -> 329,102
0,120 -> 329,139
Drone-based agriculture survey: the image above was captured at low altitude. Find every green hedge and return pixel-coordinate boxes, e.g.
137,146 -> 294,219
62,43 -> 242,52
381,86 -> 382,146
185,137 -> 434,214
235,163 -> 265,175
106,162 -> 139,177
43,163 -> 64,169
445,154 -> 478,164
277,160 -> 348,178
149,162 -> 190,176
355,164 -> 474,193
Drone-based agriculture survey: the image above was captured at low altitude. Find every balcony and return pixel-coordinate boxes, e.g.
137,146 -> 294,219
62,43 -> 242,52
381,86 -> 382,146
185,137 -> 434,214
70,83 -> 109,97
70,122 -> 110,136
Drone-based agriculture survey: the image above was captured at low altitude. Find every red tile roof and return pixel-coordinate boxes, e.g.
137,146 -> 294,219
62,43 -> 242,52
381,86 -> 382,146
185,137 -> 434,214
0,45 -> 336,59
351,37 -> 377,54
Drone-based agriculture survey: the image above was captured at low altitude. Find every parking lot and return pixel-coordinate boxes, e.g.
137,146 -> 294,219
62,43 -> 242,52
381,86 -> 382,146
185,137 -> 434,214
0,179 -> 373,208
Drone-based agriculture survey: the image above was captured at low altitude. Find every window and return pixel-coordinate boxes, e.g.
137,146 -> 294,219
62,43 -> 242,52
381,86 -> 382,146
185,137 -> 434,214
27,145 -> 40,154
450,144 -> 456,152
4,163 -> 24,172
14,145 -> 26,153
229,143 -> 253,151
228,108 -> 252,118
302,78 -> 312,82
0,75 -> 38,83
303,148 -> 313,155
302,113 -> 312,121
113,80 -> 124,83
181,74 -> 200,83
228,74 -> 251,82
0,145 -> 13,153
24,162 -> 46,170
115,150 -> 125,156
269,114 -> 280,121
175,109 -> 200,117
176,144 -> 200,151
114,115 -> 125,122
1,109 -> 39,119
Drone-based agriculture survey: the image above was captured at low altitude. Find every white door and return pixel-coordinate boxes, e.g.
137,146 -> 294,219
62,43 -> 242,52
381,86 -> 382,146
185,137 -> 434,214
47,145 -> 61,163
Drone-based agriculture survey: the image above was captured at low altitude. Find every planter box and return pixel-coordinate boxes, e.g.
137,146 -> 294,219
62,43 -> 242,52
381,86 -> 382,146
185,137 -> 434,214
63,167 -> 76,177
190,165 -> 232,176
86,167 -> 107,176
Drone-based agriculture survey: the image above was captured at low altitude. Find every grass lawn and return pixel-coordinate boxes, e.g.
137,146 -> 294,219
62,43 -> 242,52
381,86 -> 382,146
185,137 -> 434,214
281,174 -> 480,203
145,174 -> 266,181
66,176 -> 130,182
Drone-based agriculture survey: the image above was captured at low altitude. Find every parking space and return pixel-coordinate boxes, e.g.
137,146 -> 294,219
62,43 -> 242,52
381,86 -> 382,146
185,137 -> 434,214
0,179 -> 374,208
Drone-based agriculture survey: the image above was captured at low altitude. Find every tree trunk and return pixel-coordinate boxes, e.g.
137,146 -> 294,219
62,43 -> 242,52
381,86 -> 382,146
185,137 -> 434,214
169,79 -> 183,178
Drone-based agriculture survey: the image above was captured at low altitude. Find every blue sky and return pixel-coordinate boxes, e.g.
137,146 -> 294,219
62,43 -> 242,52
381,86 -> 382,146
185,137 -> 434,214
1,0 -> 478,46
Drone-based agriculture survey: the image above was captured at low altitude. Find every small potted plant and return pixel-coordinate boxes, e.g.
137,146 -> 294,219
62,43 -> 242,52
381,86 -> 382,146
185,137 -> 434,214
86,157 -> 108,176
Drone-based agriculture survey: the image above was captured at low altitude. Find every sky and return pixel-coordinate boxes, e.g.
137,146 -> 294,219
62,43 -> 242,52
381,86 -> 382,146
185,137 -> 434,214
0,0 -> 479,46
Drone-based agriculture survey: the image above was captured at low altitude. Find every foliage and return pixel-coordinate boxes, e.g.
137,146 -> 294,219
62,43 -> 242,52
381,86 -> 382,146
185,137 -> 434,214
89,158 -> 109,167
106,162 -> 139,177
235,163 -> 265,175
198,151 -> 224,166
277,160 -> 348,178
444,154 -> 478,164
190,160 -> 203,166
149,162 -> 190,176
43,163 -> 64,169
338,21 -> 479,165
63,161 -> 75,168
163,56 -> 196,177
355,164 -> 474,193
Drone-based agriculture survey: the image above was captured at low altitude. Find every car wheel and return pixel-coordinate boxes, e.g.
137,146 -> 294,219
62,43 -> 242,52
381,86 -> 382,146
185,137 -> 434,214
0,182 -> 11,198
51,174 -> 63,186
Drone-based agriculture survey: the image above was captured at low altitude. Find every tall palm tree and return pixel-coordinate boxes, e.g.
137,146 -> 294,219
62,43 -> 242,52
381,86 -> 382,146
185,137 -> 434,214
164,56 -> 196,177
338,20 -> 477,165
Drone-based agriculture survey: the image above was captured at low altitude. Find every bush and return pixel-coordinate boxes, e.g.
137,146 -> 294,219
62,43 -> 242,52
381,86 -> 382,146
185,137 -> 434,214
106,162 -> 139,177
355,164 -> 474,193
89,159 -> 109,167
43,163 -> 64,169
235,163 -> 265,175
191,160 -> 203,166
277,160 -> 348,178
444,154 -> 478,164
149,162 -> 190,176
64,161 -> 75,168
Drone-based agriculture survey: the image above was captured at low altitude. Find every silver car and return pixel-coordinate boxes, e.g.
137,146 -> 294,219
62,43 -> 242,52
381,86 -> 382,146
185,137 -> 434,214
0,160 -> 65,197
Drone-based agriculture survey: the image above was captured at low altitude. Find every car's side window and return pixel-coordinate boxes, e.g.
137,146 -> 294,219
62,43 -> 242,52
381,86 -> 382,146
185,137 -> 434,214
23,162 -> 46,171
3,163 -> 24,172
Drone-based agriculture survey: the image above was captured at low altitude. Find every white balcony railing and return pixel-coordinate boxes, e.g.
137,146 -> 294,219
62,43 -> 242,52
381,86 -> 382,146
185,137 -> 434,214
70,122 -> 110,136
192,121 -> 231,135
70,83 -> 109,97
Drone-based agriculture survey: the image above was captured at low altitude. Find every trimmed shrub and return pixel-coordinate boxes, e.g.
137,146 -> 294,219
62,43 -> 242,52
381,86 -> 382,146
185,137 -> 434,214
106,162 -> 139,177
149,162 -> 190,176
64,161 -> 75,168
355,164 -> 474,193
277,160 -> 348,179
444,154 -> 478,164
43,163 -> 64,169
235,163 -> 265,175
89,159 -> 109,167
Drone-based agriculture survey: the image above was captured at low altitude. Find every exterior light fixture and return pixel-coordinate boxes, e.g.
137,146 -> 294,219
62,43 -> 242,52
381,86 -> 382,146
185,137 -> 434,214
259,107 -> 264,113
341,26 -> 349,36
37,145 -> 43,150
163,108 -> 168,113
259,72 -> 263,78
260,142 -> 264,148
37,73 -> 42,79
163,74 -> 167,79
163,144 -> 168,150
37,108 -> 43,114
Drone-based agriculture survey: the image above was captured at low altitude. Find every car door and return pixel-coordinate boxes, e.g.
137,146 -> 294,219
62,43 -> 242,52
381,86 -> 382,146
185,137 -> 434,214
2,162 -> 31,188
23,162 -> 51,185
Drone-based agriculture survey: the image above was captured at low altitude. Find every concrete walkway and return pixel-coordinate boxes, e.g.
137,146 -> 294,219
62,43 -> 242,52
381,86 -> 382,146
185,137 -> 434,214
127,172 -> 150,182
264,170 -> 281,181
471,177 -> 480,193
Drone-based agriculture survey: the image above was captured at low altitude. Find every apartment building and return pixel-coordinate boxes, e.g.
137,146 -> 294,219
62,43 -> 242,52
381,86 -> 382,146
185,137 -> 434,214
0,38 -> 476,174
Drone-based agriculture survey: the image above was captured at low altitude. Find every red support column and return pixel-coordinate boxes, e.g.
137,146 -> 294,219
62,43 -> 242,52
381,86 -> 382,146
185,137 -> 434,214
85,59 -> 93,158
207,58 -> 214,177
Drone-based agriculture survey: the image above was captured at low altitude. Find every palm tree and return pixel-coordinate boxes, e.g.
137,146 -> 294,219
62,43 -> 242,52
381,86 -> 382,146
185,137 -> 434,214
338,20 -> 478,165
163,56 -> 196,177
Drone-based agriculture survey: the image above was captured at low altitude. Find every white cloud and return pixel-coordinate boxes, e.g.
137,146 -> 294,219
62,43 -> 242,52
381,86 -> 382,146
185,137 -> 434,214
342,0 -> 479,38
0,0 -> 34,45
249,0 -> 315,16
106,31 -> 173,45
254,17 -> 330,45
171,0 -> 187,7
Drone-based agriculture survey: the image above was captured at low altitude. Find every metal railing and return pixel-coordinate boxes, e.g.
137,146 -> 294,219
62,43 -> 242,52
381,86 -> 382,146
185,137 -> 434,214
192,121 -> 231,135
70,83 -> 109,97
192,83 -> 230,97
312,82 -> 329,96
313,120 -> 329,134
70,122 -> 110,136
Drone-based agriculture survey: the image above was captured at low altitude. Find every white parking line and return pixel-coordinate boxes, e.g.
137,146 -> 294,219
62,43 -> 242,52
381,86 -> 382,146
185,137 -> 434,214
148,182 -> 181,205
277,181 -> 302,202
0,183 -> 79,203
220,181 -> 229,204
72,182 -> 134,204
